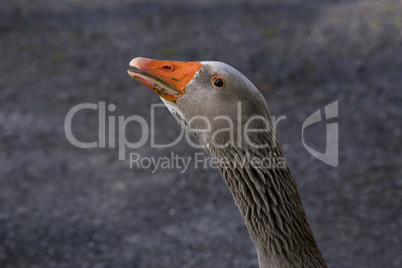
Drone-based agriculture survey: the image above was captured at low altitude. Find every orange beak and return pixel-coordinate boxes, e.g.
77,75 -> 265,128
127,57 -> 203,103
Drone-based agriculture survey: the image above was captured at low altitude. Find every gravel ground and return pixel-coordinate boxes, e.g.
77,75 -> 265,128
0,0 -> 401,267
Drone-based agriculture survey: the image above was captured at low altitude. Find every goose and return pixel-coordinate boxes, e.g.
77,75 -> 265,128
127,57 -> 327,268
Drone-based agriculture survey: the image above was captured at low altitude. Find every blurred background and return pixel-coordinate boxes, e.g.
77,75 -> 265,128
0,0 -> 401,267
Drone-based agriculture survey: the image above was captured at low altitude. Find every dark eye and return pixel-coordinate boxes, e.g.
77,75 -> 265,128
212,76 -> 225,88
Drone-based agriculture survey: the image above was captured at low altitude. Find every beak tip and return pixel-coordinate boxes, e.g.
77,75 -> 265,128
129,57 -> 146,67
127,69 -> 137,79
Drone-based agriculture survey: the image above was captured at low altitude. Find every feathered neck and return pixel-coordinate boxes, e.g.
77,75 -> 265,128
206,140 -> 327,268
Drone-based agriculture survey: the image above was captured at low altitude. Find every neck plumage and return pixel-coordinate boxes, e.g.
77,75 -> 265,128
206,138 -> 327,268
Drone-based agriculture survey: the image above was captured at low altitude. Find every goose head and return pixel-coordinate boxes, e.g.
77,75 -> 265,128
128,57 -> 274,150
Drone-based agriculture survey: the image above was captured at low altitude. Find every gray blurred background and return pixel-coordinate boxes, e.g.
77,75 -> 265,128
0,0 -> 401,267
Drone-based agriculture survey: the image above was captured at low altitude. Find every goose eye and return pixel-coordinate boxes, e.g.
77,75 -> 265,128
212,76 -> 225,88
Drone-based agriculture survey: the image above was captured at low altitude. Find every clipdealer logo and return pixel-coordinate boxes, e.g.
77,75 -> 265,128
64,101 -> 339,168
302,101 -> 339,167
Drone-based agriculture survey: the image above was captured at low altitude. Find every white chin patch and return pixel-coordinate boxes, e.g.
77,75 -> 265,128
160,97 -> 184,117
160,97 -> 187,129
160,97 -> 176,114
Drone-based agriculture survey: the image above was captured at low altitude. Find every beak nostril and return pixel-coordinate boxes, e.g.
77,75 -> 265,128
161,65 -> 174,71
